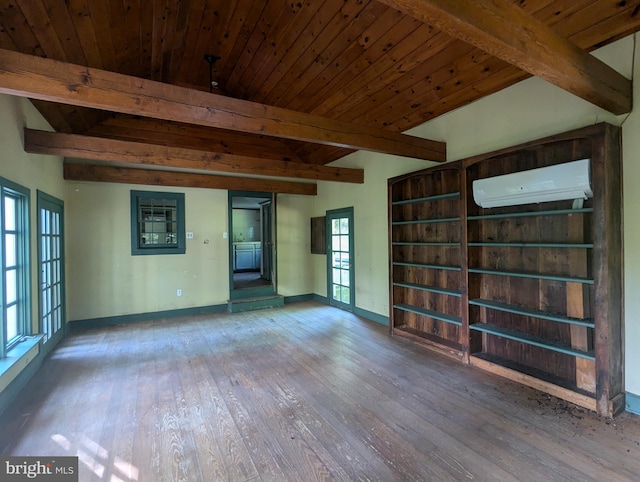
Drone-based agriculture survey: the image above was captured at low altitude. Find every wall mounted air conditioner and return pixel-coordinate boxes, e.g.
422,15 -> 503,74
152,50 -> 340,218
472,159 -> 592,208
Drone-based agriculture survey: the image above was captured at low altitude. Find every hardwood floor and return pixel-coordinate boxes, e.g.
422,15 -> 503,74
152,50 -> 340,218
1,301 -> 640,481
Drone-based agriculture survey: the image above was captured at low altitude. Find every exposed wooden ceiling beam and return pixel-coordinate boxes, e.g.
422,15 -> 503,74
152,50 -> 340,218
378,0 -> 632,115
89,115 -> 305,162
25,129 -> 364,184
0,49 -> 446,162
63,164 -> 317,196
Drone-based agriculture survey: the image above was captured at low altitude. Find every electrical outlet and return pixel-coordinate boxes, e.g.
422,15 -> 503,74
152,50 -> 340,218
186,232 -> 194,239
177,289 -> 182,296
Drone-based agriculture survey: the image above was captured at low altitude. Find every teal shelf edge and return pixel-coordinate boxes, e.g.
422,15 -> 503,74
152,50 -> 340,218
469,298 -> 595,328
392,192 -> 460,205
468,268 -> 594,285
394,303 -> 462,326
468,208 -> 593,221
394,282 -> 462,297
468,242 -> 593,249
393,262 -> 462,272
469,323 -> 595,360
393,217 -> 460,225
393,242 -> 461,247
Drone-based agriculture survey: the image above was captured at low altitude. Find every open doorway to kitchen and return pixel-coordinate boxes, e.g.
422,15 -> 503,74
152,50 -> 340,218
228,191 -> 276,300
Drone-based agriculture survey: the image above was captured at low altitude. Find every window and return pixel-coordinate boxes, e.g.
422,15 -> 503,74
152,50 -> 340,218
130,190 -> 185,255
0,178 -> 30,357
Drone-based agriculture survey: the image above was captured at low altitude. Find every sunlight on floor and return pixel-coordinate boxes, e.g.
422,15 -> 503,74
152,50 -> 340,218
51,433 -> 139,481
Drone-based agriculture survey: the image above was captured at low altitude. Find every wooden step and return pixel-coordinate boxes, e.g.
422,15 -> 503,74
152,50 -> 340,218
227,295 -> 284,313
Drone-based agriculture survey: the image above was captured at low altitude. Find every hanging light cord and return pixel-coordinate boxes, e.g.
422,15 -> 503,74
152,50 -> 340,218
204,54 -> 221,93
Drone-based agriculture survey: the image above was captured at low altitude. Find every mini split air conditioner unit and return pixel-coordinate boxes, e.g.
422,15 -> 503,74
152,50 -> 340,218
472,159 -> 592,208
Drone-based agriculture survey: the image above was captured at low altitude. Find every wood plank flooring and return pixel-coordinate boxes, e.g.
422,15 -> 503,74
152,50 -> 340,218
1,301 -> 640,481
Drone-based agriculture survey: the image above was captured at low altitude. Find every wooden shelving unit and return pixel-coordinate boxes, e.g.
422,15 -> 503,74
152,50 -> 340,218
388,124 -> 624,417
388,164 -> 464,357
466,205 -> 597,386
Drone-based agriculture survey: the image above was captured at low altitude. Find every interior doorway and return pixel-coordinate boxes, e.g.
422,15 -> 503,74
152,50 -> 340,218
228,191 -> 276,300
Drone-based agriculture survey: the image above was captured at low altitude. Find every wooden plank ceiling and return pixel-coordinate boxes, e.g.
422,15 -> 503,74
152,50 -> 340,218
1,0 -> 639,193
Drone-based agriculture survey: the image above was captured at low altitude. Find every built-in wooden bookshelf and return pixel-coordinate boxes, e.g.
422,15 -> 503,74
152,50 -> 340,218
388,124 -> 623,417
388,164 -> 463,358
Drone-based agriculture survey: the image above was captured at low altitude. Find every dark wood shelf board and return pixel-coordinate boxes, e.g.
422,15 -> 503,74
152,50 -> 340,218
468,268 -> 594,285
391,192 -> 460,205
471,352 -> 596,393
394,282 -> 462,297
392,217 -> 460,225
467,208 -> 593,221
393,262 -> 461,272
468,242 -> 593,248
393,242 -> 461,247
469,298 -> 595,328
469,353 -> 597,411
469,323 -> 595,360
393,326 -> 463,358
394,304 -> 462,326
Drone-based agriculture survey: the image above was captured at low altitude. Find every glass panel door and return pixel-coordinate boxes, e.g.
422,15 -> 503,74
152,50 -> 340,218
327,207 -> 354,310
38,192 -> 65,347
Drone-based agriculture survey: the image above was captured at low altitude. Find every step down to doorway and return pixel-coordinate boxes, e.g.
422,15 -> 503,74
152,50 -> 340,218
227,295 -> 285,313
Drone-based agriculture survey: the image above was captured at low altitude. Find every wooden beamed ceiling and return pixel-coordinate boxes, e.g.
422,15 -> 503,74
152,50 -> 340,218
379,0 -> 631,114
0,0 -> 638,193
63,164 -> 318,196
0,48 -> 446,160
24,129 -> 364,183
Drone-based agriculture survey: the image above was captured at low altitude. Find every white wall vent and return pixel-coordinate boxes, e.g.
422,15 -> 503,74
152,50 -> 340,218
472,159 -> 592,208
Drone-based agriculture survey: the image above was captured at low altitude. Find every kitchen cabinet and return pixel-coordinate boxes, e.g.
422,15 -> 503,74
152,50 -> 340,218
233,242 -> 261,271
255,246 -> 261,269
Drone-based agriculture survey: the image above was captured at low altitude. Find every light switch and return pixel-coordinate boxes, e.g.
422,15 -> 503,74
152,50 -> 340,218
186,232 -> 194,239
